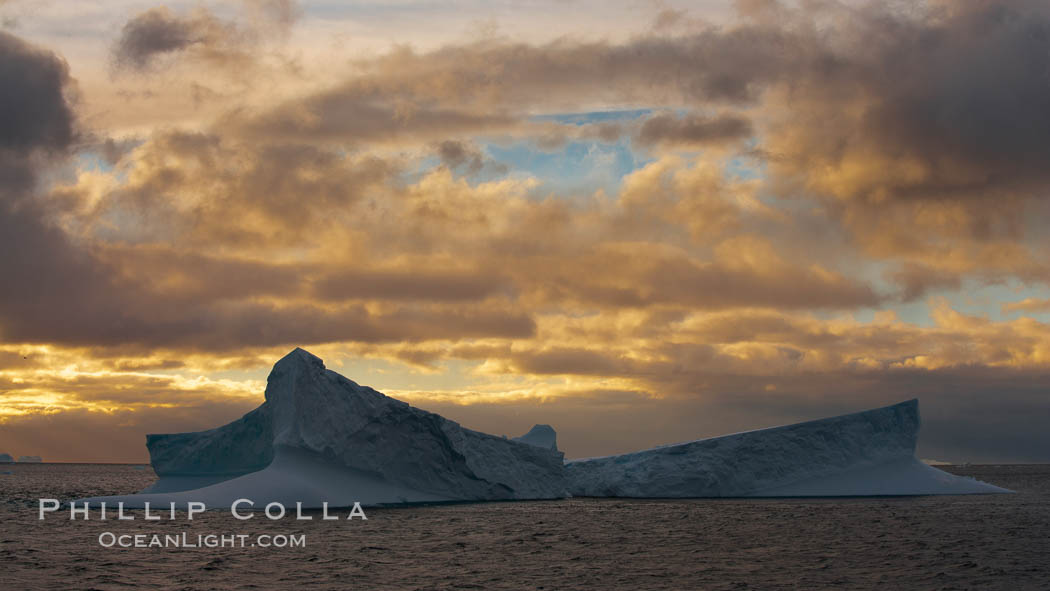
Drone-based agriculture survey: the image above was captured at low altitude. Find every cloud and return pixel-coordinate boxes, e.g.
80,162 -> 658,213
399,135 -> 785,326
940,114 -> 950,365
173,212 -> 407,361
222,27 -> 806,144
6,1 -> 1050,463
635,112 -> 752,147
434,139 -> 490,174
111,2 -> 300,72
222,1 -> 1050,230
10,136 -> 876,351
884,263 -> 965,302
0,32 -> 75,156
232,95 -> 517,146
189,0 -> 1050,297
740,0 -> 1050,282
1002,298 -> 1050,315
528,240 -> 881,310
0,294 -> 538,352
111,7 -> 206,71
313,267 -> 513,302
244,0 -> 301,29
0,32 -> 118,357
73,131 -> 395,246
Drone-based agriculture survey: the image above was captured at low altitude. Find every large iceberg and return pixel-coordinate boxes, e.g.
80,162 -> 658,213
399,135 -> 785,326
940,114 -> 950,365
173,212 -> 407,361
78,348 -> 1008,509
0,453 -> 12,463
81,348 -> 567,508
566,399 -> 1009,497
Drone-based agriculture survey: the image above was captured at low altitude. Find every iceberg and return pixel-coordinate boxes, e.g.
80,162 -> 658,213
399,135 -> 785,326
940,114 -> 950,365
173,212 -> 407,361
512,424 -> 559,451
566,399 -> 1009,497
77,348 -> 1008,509
80,348 -> 567,509
16,455 -> 42,463
0,453 -> 12,463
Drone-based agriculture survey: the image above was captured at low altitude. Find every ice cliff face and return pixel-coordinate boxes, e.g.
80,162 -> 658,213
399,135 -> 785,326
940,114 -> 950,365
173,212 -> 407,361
147,405 -> 273,478
566,399 -> 1008,497
144,348 -> 567,503
0,453 -> 12,463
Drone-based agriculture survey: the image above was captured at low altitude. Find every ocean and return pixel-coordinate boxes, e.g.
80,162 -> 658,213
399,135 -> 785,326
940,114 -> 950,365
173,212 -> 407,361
1,463 -> 1047,590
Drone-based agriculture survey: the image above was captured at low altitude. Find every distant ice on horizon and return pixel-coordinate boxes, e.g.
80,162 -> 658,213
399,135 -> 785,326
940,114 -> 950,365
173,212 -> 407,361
17,456 -> 42,463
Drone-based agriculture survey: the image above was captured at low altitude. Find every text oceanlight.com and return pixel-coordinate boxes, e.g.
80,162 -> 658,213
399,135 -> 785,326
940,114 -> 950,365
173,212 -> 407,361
97,532 -> 307,548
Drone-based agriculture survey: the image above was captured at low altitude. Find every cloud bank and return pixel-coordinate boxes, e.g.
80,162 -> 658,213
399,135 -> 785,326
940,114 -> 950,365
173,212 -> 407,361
1,1 -> 1049,463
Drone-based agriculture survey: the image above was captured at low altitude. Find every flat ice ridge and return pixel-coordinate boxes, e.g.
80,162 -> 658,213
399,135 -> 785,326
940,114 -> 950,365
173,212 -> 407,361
566,399 -> 1009,497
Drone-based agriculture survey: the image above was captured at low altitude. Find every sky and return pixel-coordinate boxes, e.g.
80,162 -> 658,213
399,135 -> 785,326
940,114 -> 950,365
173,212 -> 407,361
1,0 -> 1049,464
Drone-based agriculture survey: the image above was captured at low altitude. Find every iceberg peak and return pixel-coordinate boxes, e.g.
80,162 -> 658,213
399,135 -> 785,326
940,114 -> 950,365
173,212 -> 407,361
274,346 -> 324,370
267,347 -> 326,390
127,348 -> 569,506
513,424 -> 559,452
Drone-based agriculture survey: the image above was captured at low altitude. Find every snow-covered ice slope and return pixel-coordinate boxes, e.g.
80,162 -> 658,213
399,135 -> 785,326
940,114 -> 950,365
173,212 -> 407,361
83,348 -> 568,508
566,400 -> 1010,497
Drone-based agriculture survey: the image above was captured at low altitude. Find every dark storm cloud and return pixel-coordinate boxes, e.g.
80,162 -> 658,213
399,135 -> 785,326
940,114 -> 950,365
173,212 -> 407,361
228,26 -> 805,143
0,32 -> 533,352
549,248 -> 882,310
865,1 -> 1050,188
111,2 -> 300,72
0,34 -> 159,350
0,201 -> 124,342
0,29 -> 76,210
726,0 -> 1050,247
313,268 -> 513,302
636,112 -> 752,147
235,97 -> 516,145
99,246 -> 309,302
111,7 -> 201,70
510,348 -> 633,376
435,140 -> 484,174
0,33 -> 114,349
230,0 -> 1050,214
87,131 -> 396,246
0,31 -> 75,155
0,296 -> 535,351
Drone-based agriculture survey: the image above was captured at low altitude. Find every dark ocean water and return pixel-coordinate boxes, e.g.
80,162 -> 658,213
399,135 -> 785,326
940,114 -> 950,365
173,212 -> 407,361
1,463 -> 1048,590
